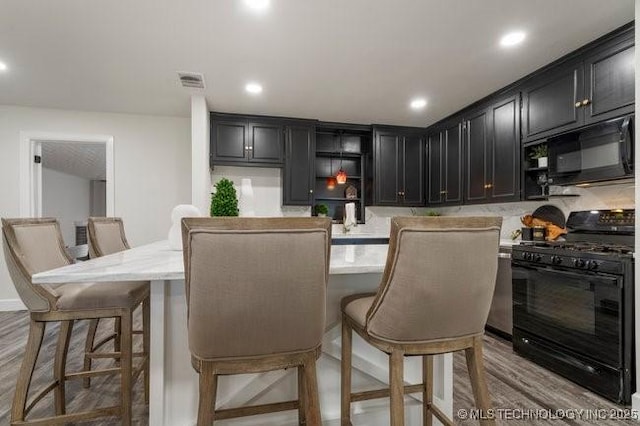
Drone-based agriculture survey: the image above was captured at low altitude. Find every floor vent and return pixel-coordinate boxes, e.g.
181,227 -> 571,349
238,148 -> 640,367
178,72 -> 205,89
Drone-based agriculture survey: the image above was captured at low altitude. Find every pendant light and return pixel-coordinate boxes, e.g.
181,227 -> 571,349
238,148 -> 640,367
326,153 -> 336,189
336,131 -> 347,185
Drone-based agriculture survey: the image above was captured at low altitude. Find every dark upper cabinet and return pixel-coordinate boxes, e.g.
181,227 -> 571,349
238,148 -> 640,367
373,127 -> 425,206
490,96 -> 521,202
464,109 -> 490,203
584,36 -> 635,124
211,114 -> 284,166
523,28 -> 634,142
283,123 -> 316,205
464,96 -> 521,204
427,119 -> 463,206
522,63 -> 583,142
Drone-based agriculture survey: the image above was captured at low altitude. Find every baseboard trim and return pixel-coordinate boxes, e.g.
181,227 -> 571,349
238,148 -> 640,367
0,299 -> 27,311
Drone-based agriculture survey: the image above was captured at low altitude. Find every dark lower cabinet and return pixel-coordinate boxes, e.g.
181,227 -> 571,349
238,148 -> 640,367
283,123 -> 315,205
427,119 -> 463,206
373,127 -> 425,206
211,114 -> 284,166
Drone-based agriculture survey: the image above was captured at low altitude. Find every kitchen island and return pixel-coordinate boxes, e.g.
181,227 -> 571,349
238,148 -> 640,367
33,240 -> 452,425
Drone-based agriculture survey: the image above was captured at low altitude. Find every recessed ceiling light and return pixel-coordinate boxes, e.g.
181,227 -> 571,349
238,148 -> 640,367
244,0 -> 270,11
500,31 -> 526,47
245,83 -> 263,94
410,98 -> 427,110
0,61 -> 7,72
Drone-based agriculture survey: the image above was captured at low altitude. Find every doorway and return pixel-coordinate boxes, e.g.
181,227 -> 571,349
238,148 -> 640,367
19,132 -> 115,255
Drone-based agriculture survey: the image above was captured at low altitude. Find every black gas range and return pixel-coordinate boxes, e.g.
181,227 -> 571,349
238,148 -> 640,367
511,209 -> 635,404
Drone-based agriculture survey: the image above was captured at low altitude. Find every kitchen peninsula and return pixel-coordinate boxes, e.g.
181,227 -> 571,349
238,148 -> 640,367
33,239 -> 452,426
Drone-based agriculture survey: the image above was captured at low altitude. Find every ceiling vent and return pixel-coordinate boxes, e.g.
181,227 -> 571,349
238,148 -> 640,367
178,72 -> 205,89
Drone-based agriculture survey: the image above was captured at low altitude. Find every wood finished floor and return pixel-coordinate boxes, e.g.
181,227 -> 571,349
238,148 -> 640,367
0,311 -> 635,425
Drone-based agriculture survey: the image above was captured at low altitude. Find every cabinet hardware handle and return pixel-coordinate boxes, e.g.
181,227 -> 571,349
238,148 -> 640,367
244,146 -> 249,151
575,101 -> 581,108
309,189 -> 313,194
581,99 -> 590,106
440,190 -> 447,194
484,183 -> 493,189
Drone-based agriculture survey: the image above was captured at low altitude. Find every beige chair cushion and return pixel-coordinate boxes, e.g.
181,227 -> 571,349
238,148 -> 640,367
344,295 -> 375,328
91,221 -> 128,256
342,216 -> 502,345
55,281 -> 148,311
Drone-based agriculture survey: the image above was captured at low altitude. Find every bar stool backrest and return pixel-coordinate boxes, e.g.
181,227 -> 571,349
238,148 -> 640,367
1,218 -> 72,312
365,216 -> 502,343
181,217 -> 331,361
87,217 -> 130,258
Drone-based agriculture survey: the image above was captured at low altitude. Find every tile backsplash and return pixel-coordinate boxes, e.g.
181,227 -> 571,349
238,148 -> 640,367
211,166 -> 634,240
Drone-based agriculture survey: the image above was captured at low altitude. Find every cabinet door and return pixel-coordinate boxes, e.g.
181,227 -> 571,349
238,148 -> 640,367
464,109 -> 490,204
584,37 -> 635,125
427,132 -> 443,205
490,96 -> 521,202
249,121 -> 284,164
374,131 -> 401,205
401,134 -> 425,206
522,63 -> 584,142
443,121 -> 463,204
283,124 -> 315,205
211,119 -> 249,163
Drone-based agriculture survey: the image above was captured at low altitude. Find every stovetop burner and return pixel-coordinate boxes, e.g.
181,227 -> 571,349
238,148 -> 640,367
519,241 -> 634,255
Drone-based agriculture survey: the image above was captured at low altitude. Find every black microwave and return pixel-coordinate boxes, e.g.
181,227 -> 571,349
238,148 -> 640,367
548,116 -> 633,186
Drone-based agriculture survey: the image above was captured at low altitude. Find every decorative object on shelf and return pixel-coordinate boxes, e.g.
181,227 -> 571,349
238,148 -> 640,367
345,184 -> 357,199
168,205 -> 202,250
536,172 -> 548,196
343,202 -> 357,233
529,144 -> 548,168
314,203 -> 329,217
238,178 -> 256,217
210,178 -> 239,217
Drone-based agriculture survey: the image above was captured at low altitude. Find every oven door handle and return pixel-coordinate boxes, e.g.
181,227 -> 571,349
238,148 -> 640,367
511,262 -> 622,288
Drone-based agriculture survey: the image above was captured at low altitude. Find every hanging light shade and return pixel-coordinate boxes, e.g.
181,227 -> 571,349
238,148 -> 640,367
326,176 -> 336,190
336,169 -> 347,184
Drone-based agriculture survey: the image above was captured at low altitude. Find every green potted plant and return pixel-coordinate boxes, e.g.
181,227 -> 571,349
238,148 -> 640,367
314,203 -> 329,217
210,178 -> 239,216
529,144 -> 548,168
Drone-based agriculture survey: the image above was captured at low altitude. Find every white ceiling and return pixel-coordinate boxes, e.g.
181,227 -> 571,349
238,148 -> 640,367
0,0 -> 634,127
41,142 -> 106,180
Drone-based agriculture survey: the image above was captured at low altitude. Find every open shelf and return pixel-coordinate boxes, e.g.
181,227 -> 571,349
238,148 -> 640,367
524,167 -> 548,172
526,194 -> 581,201
315,197 -> 361,201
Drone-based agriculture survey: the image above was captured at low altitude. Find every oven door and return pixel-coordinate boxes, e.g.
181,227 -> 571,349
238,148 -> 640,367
512,262 -> 623,367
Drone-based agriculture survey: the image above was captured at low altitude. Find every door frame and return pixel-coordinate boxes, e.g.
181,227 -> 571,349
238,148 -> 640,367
19,131 -> 115,217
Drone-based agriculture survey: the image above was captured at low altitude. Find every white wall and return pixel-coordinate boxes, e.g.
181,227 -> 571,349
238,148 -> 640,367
42,167 -> 91,246
0,105 -> 191,305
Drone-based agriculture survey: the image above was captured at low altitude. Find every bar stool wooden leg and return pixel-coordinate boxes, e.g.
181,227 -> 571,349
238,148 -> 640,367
340,318 -> 352,426
143,298 -> 150,404
114,317 -> 122,366
83,319 -> 99,388
11,320 -> 45,422
298,366 -> 307,425
423,355 -> 433,426
120,312 -> 133,426
197,362 -> 217,425
54,320 -> 74,415
465,336 -> 494,426
302,352 -> 321,426
389,350 -> 405,426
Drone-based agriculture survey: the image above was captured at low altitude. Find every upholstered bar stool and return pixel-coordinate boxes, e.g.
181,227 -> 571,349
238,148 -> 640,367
1,218 -> 149,425
340,216 -> 502,426
181,217 -> 331,425
84,217 -> 149,394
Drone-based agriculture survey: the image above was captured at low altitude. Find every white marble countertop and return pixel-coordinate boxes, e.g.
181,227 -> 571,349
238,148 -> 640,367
33,240 -> 389,284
